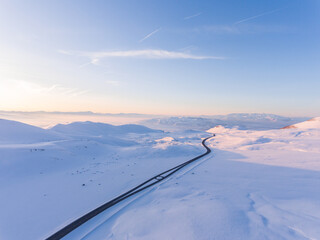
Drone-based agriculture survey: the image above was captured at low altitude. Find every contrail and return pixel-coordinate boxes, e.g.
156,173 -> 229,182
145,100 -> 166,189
139,28 -> 161,43
184,12 -> 202,20
234,8 -> 282,25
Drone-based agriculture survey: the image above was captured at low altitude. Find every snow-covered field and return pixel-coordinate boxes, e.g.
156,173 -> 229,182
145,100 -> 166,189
0,116 -> 319,239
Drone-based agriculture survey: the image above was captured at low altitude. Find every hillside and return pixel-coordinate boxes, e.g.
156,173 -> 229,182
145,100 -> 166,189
0,119 -> 63,144
282,117 -> 320,129
51,121 -> 161,136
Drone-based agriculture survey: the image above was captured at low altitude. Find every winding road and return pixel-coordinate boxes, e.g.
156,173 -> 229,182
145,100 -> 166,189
45,136 -> 213,240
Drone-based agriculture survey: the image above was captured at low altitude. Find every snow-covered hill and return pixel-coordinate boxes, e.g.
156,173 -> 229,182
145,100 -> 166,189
282,117 -> 320,129
51,121 -> 161,136
49,121 -> 162,146
0,119 -> 63,144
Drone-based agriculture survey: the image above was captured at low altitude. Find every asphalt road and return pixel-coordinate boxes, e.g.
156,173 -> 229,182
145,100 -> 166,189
45,136 -> 213,240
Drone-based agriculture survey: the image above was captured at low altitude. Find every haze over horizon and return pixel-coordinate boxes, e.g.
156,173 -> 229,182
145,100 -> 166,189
0,110 -> 313,118
0,0 -> 319,116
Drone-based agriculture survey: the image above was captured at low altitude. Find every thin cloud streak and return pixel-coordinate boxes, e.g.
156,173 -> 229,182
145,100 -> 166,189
139,28 -> 161,42
2,79 -> 89,97
61,49 -> 224,60
184,12 -> 202,20
234,8 -> 282,25
78,58 -> 99,68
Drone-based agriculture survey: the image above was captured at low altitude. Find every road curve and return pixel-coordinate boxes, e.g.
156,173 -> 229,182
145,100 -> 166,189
45,136 -> 213,240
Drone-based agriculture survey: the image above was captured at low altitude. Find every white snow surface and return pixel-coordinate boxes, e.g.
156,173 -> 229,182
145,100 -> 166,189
283,117 -> 320,130
0,117 -> 320,240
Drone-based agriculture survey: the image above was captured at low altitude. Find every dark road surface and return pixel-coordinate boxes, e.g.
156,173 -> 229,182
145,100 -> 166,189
45,136 -> 213,240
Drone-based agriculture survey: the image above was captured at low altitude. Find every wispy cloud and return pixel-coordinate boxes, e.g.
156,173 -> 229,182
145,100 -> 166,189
139,28 -> 161,43
59,49 -> 100,68
3,79 -> 89,97
234,8 -> 282,25
184,12 -> 202,20
189,23 -> 290,35
60,49 -> 224,61
57,49 -> 73,55
199,25 -> 240,34
58,87 -> 89,97
78,58 -> 100,68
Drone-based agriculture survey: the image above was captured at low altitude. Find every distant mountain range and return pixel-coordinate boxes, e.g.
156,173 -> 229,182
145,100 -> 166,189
0,111 -> 310,131
140,113 -> 309,131
0,119 -> 160,145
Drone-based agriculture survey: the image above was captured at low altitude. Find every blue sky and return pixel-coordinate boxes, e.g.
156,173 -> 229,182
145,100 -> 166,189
0,0 -> 319,116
